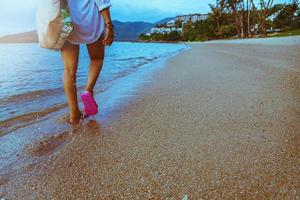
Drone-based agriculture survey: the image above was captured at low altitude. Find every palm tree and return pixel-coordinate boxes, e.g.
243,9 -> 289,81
240,0 -> 246,37
224,0 -> 245,37
250,0 -> 274,36
209,0 -> 226,30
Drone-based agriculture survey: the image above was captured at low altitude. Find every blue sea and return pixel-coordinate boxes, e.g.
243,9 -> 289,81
0,42 -> 187,135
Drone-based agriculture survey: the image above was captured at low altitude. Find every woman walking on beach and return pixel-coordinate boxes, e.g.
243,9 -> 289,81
61,0 -> 114,124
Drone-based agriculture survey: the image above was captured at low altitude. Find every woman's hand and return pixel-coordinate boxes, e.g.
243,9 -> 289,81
100,7 -> 114,46
103,23 -> 115,46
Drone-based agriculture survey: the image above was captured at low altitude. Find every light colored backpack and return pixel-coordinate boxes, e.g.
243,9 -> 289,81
36,0 -> 73,51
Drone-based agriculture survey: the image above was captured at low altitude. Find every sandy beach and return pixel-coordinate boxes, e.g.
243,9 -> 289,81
1,37 -> 300,199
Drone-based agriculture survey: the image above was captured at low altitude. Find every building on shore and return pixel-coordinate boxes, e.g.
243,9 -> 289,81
150,27 -> 183,34
166,20 -> 176,27
175,14 -> 209,23
144,13 -> 208,36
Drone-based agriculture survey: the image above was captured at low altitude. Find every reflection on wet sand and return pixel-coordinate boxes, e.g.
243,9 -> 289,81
26,120 -> 103,157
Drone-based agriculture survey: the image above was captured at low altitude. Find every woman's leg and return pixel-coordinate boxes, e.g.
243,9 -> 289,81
85,36 -> 105,94
61,41 -> 82,124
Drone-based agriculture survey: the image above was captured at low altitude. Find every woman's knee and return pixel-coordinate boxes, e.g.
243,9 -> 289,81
63,64 -> 77,77
89,57 -> 103,69
61,42 -> 79,76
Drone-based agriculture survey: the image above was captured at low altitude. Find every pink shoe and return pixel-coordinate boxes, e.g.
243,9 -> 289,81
80,91 -> 99,116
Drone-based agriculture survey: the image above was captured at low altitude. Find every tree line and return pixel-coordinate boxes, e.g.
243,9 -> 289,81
140,0 -> 300,41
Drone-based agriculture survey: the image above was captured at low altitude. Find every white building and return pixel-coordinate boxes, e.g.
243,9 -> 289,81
175,14 -> 209,23
167,20 -> 175,27
175,15 -> 191,23
191,14 -> 209,22
150,27 -> 183,34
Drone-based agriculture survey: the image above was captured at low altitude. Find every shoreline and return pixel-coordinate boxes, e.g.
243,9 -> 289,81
0,42 -> 188,136
0,44 -> 188,172
1,37 -> 299,199
1,34 -> 300,45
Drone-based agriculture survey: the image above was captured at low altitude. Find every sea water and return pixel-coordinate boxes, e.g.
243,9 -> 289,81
0,42 -> 187,134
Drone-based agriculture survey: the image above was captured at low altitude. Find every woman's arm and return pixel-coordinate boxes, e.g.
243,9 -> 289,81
101,6 -> 112,24
95,0 -> 114,46
101,7 -> 114,46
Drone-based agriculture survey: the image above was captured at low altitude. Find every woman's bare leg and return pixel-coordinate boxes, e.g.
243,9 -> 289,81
85,36 -> 105,94
61,41 -> 82,124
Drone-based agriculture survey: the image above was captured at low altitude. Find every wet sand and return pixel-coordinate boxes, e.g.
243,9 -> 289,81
1,37 -> 300,199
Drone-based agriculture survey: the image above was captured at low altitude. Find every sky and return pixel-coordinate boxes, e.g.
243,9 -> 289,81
0,0 -> 290,36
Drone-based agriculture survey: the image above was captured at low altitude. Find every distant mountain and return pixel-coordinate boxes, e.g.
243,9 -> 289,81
155,17 -> 175,25
113,20 -> 154,41
0,20 -> 155,43
0,31 -> 38,43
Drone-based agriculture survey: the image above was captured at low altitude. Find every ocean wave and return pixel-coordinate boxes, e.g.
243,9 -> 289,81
0,103 -> 66,136
114,56 -> 159,62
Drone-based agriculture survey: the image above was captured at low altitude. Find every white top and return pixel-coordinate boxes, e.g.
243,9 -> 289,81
67,0 -> 111,44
